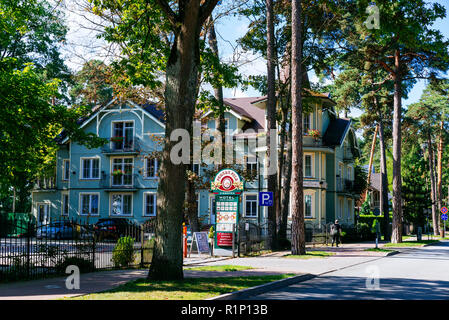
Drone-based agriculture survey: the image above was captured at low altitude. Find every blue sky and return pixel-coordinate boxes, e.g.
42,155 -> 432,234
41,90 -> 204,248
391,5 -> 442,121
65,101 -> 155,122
212,0 -> 449,116
64,0 -> 449,115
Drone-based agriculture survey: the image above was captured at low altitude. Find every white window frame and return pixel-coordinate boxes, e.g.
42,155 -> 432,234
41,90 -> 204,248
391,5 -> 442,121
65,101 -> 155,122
79,193 -> 100,216
347,165 -> 353,181
304,153 -> 314,178
110,120 -> 135,150
303,113 -> 312,134
36,202 -> 50,224
80,157 -> 100,180
143,192 -> 157,217
245,156 -> 258,176
62,159 -> 70,181
244,193 -> 258,218
347,198 -> 352,221
110,193 -> 133,217
61,192 -> 69,216
192,163 -> 200,176
144,157 -> 159,178
304,190 -> 315,218
111,156 -> 134,186
338,197 -> 344,219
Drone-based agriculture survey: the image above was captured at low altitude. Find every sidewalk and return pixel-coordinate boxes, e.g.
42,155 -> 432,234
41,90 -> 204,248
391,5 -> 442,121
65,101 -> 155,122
0,241 -> 412,300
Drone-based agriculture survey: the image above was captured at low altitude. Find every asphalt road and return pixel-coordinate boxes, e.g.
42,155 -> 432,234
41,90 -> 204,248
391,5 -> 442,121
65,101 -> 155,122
248,241 -> 449,300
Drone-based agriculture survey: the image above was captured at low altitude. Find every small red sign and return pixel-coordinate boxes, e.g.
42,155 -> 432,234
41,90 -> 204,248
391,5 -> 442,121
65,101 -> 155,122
217,232 -> 233,247
442,207 -> 448,214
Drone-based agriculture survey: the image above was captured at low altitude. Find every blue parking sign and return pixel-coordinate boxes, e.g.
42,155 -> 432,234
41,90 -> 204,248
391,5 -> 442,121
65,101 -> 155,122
259,192 -> 273,206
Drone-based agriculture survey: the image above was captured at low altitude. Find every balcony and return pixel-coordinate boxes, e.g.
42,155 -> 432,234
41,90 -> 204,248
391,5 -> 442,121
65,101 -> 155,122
34,176 -> 56,191
100,173 -> 139,191
101,137 -> 141,156
336,177 -> 355,193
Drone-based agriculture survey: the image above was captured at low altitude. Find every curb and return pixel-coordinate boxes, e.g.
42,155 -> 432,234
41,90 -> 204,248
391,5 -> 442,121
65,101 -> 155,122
206,273 -> 316,300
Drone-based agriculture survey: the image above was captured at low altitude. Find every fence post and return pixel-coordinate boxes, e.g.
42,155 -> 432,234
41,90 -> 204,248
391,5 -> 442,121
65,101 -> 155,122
26,220 -> 31,279
140,226 -> 144,268
92,228 -> 96,271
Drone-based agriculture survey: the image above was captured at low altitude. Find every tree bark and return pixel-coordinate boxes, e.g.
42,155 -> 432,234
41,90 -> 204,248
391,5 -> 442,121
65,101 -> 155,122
377,112 -> 390,241
290,0 -> 305,255
206,15 -> 226,164
149,1 -> 205,280
391,50 -> 403,244
437,120 -> 444,232
266,0 -> 278,250
366,124 -> 379,199
428,133 -> 439,235
278,111 -> 292,246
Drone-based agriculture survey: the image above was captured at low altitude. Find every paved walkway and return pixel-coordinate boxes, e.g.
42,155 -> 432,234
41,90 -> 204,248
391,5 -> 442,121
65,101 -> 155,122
0,241 -> 414,300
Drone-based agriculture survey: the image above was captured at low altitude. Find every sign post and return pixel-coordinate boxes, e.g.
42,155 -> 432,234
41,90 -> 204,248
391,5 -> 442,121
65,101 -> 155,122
210,169 -> 244,257
441,207 -> 448,238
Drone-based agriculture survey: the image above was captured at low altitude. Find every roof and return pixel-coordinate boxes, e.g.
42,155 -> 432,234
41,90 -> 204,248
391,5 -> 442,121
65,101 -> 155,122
142,103 -> 165,123
322,118 -> 351,146
370,173 -> 381,192
222,97 -> 267,132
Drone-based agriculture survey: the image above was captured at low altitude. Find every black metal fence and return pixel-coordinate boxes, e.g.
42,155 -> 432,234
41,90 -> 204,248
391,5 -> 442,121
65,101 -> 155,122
236,220 -> 334,255
0,218 -> 155,283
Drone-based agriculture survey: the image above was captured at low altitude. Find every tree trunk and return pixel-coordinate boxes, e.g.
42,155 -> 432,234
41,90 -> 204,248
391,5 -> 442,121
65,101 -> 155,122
278,111 -> 292,246
186,175 -> 200,233
149,5 -> 203,280
391,50 -> 403,244
266,0 -> 278,250
290,0 -> 305,255
366,124 -> 379,198
428,133 -> 439,235
378,114 -> 390,241
207,15 -> 226,164
437,120 -> 444,232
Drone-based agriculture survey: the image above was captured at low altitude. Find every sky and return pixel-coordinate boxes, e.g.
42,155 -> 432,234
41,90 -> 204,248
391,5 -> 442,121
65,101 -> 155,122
62,0 -> 449,118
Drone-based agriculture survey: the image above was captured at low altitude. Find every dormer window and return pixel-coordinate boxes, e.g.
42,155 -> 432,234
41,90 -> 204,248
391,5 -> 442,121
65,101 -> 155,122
112,121 -> 134,151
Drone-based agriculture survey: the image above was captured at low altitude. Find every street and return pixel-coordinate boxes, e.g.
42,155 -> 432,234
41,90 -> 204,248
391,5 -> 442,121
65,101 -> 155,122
247,241 -> 449,300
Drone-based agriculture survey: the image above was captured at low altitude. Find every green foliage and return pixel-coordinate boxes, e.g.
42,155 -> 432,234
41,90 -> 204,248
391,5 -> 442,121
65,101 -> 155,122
360,193 -> 372,215
208,226 -> 214,239
112,236 -> 135,268
55,256 -> 93,274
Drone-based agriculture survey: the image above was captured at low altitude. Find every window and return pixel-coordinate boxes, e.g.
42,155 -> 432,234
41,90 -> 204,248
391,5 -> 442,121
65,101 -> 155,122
111,194 -> 132,216
303,113 -> 311,134
112,121 -> 134,150
347,166 -> 353,180
246,156 -> 258,177
347,199 -> 352,220
305,195 -> 312,218
37,203 -> 49,224
81,158 -> 100,179
209,196 -> 216,224
112,158 -> 133,186
144,193 -> 156,217
304,155 -> 313,177
80,194 -> 99,216
245,195 -> 258,218
62,194 -> 69,216
145,157 -> 158,178
63,159 -> 70,181
338,197 -> 344,219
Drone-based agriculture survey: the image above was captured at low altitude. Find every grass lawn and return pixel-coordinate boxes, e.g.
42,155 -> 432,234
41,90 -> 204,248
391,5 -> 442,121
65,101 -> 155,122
383,240 -> 440,247
364,248 -> 395,252
282,251 -> 335,259
69,274 -> 294,300
184,265 -> 254,272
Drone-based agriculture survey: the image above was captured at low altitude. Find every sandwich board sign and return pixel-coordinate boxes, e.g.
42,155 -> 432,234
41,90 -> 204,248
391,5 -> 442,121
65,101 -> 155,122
189,232 -> 210,256
210,169 -> 244,254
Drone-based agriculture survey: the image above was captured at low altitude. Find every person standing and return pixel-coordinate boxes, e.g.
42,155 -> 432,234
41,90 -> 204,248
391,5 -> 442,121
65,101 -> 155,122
331,220 -> 342,247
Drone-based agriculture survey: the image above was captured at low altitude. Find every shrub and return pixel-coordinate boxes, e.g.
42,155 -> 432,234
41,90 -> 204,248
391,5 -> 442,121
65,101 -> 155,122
112,236 -> 135,268
55,256 -> 93,274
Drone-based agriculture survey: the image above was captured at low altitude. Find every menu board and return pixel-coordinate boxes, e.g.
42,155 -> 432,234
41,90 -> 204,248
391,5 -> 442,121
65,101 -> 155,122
217,232 -> 233,247
216,196 -> 238,224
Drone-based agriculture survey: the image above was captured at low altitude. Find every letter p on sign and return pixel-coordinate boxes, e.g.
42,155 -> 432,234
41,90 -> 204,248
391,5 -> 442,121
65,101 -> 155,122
259,192 -> 273,206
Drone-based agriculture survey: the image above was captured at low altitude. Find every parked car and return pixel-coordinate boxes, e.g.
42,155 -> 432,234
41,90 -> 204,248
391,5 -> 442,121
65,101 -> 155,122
94,218 -> 141,241
36,220 -> 78,239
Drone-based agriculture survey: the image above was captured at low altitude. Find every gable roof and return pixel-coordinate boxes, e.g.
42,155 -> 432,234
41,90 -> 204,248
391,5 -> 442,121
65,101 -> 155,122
223,97 -> 266,131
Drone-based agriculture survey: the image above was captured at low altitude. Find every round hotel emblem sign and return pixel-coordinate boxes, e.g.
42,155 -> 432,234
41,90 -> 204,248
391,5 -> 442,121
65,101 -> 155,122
211,169 -> 244,194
